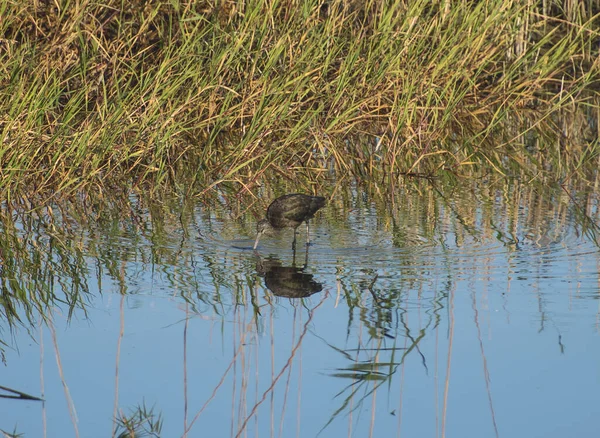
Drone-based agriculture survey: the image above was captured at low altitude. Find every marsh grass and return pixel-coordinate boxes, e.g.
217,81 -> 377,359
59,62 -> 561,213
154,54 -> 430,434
0,0 -> 598,200
114,403 -> 163,438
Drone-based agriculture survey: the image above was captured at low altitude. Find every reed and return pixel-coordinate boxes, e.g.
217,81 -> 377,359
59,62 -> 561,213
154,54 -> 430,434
0,0 -> 598,199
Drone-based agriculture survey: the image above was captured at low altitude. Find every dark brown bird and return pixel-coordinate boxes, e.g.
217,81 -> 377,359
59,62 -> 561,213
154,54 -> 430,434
253,194 -> 326,250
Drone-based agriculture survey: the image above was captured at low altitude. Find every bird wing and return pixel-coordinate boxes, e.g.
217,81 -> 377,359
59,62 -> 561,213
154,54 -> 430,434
266,195 -> 310,226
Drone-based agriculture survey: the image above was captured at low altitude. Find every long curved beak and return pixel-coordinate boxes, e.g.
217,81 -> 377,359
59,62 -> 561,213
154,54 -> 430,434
253,232 -> 262,250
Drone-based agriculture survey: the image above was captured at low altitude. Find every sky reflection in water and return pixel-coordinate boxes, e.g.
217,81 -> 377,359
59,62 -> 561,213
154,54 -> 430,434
1,182 -> 599,438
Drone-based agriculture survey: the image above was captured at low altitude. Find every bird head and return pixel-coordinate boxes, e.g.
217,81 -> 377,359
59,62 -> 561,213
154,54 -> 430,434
253,219 -> 274,249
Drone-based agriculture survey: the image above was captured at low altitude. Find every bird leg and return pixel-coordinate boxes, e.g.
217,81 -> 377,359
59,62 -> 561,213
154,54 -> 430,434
305,221 -> 311,245
292,227 -> 298,250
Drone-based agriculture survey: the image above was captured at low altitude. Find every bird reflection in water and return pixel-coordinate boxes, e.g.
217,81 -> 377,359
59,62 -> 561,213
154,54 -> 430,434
255,251 -> 323,299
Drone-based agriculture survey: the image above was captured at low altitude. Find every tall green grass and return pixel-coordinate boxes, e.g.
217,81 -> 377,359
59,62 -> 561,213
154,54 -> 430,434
0,0 -> 598,199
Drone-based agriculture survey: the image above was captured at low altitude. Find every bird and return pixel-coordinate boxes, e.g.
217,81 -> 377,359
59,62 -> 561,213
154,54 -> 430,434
253,193 -> 326,250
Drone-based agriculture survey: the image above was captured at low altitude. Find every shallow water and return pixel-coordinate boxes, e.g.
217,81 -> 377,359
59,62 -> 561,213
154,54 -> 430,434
1,180 -> 600,438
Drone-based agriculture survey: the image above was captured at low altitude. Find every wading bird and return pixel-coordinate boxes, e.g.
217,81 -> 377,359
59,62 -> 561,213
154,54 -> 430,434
253,194 -> 326,250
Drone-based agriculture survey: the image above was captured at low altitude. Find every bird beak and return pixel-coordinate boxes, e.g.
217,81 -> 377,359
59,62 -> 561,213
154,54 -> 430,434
253,232 -> 262,250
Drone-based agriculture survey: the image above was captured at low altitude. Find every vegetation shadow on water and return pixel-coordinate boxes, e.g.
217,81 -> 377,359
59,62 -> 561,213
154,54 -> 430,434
0,171 -> 598,436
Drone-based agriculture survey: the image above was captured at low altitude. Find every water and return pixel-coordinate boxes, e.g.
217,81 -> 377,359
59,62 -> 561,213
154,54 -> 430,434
1,180 -> 599,438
